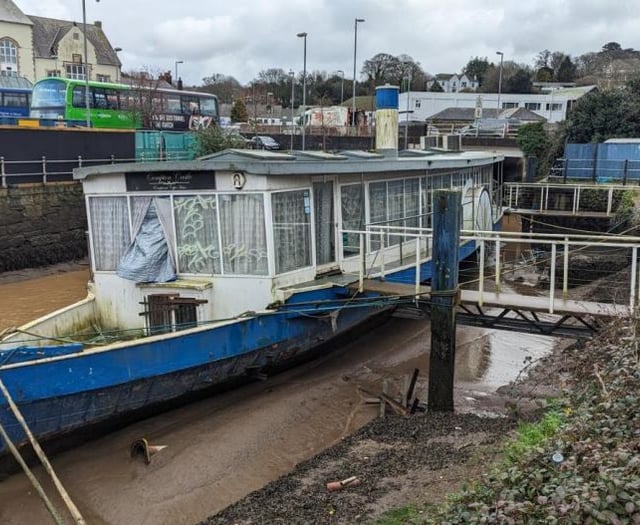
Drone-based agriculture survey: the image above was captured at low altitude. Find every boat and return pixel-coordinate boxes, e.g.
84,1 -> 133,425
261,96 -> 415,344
0,86 -> 504,466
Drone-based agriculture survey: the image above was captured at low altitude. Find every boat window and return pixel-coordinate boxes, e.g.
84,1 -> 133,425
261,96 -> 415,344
142,294 -> 206,335
219,194 -> 268,275
174,195 -> 221,274
89,197 -> 131,271
272,190 -> 312,273
368,178 -> 421,249
340,184 -> 364,257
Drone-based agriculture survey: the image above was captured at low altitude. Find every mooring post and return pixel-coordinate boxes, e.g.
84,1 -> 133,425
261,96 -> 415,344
428,190 -> 461,412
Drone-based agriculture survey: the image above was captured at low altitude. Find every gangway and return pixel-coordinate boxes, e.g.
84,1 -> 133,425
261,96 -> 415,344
343,226 -> 640,338
503,182 -> 634,218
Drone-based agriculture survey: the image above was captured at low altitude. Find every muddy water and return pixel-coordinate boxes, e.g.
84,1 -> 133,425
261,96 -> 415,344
0,263 -> 90,332
0,267 -> 557,525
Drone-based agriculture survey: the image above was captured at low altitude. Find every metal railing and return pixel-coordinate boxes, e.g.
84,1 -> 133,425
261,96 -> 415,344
503,182 -> 632,218
0,153 -> 193,187
343,225 -> 640,316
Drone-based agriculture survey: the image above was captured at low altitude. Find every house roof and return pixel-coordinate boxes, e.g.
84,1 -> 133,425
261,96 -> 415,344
0,0 -> 32,25
28,15 -> 121,67
434,73 -> 456,80
341,95 -> 376,111
427,106 -> 546,122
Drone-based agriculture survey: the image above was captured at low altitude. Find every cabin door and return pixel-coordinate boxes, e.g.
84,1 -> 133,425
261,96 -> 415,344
313,180 -> 337,271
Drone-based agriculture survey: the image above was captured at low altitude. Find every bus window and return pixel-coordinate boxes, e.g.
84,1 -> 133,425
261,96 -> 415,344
3,93 -> 27,107
31,79 -> 67,110
72,86 -> 85,108
181,96 -> 199,114
105,89 -> 119,110
200,98 -> 217,116
165,95 -> 180,113
93,88 -> 108,109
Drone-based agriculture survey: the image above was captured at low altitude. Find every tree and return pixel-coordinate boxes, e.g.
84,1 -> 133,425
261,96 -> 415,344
505,68 -> 533,93
556,56 -> 577,82
201,74 -> 242,104
463,57 -> 490,85
564,89 -> 640,143
195,126 -> 249,156
121,68 -> 166,129
535,66 -> 555,82
230,99 -> 248,123
361,53 -> 400,85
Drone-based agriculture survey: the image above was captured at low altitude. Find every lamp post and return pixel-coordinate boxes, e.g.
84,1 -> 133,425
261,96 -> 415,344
496,51 -> 504,116
174,60 -> 183,85
404,67 -> 412,150
289,69 -> 295,150
81,0 -> 98,127
337,69 -> 344,105
114,47 -> 122,82
352,18 -> 364,128
296,32 -> 307,151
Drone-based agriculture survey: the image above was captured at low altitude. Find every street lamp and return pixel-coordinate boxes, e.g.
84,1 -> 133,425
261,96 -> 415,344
289,69 -> 295,150
114,47 -> 122,82
175,60 -> 183,85
496,51 -> 504,116
296,32 -> 307,151
81,0 -> 99,127
404,67 -> 412,150
337,69 -> 344,105
352,18 -> 364,127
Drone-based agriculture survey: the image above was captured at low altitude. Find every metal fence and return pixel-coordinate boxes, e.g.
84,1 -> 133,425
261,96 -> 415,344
0,153 -> 192,187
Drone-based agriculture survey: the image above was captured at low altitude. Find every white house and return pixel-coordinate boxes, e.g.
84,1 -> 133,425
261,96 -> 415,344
399,85 -> 598,124
428,73 -> 479,93
0,0 -> 120,83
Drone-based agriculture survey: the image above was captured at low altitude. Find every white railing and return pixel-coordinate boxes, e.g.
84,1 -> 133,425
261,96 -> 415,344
503,182 -> 634,217
342,226 -> 640,316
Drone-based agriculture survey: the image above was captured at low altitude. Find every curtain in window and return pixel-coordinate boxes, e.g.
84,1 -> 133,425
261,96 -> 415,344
313,182 -> 335,266
272,190 -> 311,274
174,195 -> 220,274
117,201 -> 176,283
387,180 -> 404,245
405,178 -> 420,231
89,197 -> 130,271
219,194 -> 268,275
341,184 -> 363,256
368,181 -> 386,250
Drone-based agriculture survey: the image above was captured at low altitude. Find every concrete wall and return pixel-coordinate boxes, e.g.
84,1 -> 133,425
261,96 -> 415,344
0,182 -> 87,272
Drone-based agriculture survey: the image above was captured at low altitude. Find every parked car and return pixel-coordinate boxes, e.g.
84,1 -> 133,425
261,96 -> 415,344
249,135 -> 281,150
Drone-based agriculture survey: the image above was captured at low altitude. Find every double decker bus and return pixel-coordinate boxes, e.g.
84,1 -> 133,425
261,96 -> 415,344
29,77 -> 219,130
0,76 -> 32,118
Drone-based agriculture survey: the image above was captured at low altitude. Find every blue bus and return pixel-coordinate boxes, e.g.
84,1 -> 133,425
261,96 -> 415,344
0,76 -> 32,118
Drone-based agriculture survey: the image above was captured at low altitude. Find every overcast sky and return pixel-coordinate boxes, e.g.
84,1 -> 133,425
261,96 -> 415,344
14,0 -> 640,86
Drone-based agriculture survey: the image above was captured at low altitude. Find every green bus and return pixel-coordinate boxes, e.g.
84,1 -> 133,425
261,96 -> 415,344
30,77 -> 219,130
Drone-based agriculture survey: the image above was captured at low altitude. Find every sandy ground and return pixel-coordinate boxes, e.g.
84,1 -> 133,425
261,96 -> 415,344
0,263 -> 558,525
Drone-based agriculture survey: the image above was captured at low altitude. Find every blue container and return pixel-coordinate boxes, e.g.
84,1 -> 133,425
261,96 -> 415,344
376,85 -> 399,110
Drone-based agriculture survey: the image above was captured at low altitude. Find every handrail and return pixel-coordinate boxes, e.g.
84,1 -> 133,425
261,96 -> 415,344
342,225 -> 640,315
0,154 -> 193,187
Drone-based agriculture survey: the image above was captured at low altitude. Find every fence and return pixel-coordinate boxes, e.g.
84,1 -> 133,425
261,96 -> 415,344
0,153 -> 192,187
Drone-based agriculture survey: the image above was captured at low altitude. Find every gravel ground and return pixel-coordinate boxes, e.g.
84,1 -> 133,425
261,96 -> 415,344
196,347 -> 570,525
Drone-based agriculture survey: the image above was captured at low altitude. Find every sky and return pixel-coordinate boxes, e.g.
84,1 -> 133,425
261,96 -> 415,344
13,0 -> 640,86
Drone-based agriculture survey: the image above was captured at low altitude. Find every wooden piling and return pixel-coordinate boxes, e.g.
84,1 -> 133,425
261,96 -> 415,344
428,190 -> 461,412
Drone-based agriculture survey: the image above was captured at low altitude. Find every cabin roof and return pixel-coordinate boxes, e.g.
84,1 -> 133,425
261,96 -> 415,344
74,148 -> 503,180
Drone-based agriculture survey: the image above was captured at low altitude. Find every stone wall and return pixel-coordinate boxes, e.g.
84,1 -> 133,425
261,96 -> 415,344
0,183 -> 87,272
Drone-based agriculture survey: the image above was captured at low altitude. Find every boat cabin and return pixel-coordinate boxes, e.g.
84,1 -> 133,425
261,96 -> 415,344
73,148 -> 503,336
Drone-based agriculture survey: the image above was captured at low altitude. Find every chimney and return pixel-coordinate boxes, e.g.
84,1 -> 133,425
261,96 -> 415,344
375,84 -> 399,156
94,20 -> 102,29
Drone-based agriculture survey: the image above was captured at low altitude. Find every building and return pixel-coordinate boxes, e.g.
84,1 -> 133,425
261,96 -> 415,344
427,73 -> 479,93
0,0 -> 120,83
398,85 -> 598,124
